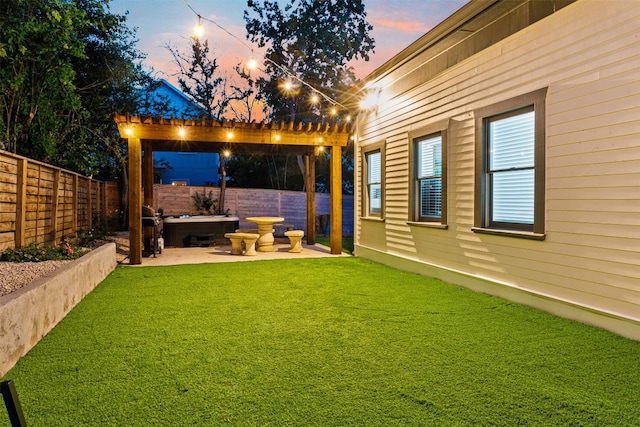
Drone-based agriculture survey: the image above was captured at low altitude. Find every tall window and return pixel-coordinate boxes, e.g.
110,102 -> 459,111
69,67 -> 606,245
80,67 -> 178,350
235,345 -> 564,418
415,134 -> 443,221
487,108 -> 534,227
365,150 -> 382,216
474,88 -> 547,238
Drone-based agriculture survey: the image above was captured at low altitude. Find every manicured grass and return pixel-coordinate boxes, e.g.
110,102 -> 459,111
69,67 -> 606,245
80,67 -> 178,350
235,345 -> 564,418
2,258 -> 639,426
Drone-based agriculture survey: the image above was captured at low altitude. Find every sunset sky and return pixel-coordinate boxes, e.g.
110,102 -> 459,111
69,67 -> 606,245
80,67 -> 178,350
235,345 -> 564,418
110,0 -> 469,85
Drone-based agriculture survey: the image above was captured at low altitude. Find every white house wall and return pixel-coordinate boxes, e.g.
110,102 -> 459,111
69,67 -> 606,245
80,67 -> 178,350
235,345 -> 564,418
354,0 -> 640,339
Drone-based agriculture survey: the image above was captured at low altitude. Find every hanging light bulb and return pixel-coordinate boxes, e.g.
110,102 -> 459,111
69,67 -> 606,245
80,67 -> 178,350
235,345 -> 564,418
247,56 -> 258,70
193,16 -> 204,39
310,93 -> 320,104
329,106 -> 338,116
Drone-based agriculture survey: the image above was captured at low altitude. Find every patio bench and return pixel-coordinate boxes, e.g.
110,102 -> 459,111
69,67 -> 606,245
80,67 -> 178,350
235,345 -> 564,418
224,232 -> 259,256
284,230 -> 305,253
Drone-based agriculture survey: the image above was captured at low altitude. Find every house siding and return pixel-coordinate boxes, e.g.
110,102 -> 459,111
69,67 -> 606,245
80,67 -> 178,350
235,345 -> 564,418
354,0 -> 640,339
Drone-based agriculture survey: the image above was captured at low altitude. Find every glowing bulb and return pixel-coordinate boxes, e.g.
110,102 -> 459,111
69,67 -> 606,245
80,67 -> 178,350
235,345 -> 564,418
283,80 -> 293,91
223,150 -> 231,157
359,90 -> 378,111
226,131 -> 234,139
124,127 -> 134,137
247,57 -> 258,70
345,114 -> 352,122
274,134 -> 281,141
318,146 -> 325,152
311,93 -> 320,104
193,18 -> 204,39
330,107 -> 337,116
318,137 -> 323,143
178,128 -> 186,139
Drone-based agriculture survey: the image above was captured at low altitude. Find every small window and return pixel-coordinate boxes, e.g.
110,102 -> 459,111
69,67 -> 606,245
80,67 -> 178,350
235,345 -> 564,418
414,133 -> 445,222
365,151 -> 382,216
474,88 -> 547,238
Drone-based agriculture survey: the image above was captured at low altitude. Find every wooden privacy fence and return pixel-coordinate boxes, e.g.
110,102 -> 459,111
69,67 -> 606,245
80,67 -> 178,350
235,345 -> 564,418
0,150 -> 120,252
153,185 -> 354,236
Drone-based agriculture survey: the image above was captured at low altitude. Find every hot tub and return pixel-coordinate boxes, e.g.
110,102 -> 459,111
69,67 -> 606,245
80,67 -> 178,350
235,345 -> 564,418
162,215 -> 240,247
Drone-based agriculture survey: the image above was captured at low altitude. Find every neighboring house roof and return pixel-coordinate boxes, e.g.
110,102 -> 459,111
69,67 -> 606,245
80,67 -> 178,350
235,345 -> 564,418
146,79 -> 208,118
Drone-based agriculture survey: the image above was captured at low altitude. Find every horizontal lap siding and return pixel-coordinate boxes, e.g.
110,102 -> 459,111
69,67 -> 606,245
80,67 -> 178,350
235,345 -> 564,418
356,0 -> 640,321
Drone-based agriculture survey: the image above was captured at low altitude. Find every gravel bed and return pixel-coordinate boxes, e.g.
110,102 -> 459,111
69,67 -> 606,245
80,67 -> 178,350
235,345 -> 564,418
0,260 -> 73,297
0,233 -> 129,298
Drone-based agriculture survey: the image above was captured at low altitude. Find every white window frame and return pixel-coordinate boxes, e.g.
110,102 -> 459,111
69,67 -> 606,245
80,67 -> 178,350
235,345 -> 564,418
362,144 -> 384,218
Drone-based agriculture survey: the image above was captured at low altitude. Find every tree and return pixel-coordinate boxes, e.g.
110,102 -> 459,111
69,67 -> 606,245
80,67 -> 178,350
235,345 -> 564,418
1,0 -> 162,230
0,0 -> 86,155
166,38 -> 229,120
167,37 -> 231,214
244,0 -> 374,192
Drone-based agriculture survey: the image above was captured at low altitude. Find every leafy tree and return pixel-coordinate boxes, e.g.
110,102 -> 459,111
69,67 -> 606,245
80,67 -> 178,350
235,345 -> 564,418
1,0 -> 164,229
243,0 -> 374,192
0,0 -> 86,155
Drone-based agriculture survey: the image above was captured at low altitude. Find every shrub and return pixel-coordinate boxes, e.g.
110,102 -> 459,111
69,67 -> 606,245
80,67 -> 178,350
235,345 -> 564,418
1,239 -> 89,263
192,189 -> 217,214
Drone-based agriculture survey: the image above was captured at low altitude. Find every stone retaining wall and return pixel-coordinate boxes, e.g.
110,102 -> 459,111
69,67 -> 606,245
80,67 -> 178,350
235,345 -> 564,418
0,243 -> 117,376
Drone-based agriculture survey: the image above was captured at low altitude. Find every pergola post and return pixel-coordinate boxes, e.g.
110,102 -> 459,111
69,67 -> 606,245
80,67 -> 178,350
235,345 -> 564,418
143,140 -> 154,250
305,148 -> 316,245
128,137 -> 142,265
329,144 -> 342,254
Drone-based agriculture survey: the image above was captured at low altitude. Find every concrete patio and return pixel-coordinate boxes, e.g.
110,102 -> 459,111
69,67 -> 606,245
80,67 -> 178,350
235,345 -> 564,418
124,240 -> 350,267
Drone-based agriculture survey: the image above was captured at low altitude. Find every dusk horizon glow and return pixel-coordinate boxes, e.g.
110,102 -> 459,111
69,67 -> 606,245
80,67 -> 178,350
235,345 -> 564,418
111,0 -> 468,88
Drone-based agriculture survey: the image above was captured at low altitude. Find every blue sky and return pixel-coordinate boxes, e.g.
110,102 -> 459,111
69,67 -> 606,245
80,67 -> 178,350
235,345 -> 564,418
110,0 -> 468,84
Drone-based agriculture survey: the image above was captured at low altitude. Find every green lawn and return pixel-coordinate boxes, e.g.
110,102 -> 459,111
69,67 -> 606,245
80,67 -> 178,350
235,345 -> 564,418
2,258 -> 639,426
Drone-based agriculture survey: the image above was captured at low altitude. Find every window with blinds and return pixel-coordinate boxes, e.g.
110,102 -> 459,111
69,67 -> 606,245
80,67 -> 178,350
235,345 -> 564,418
366,150 -> 381,216
474,87 -> 546,238
415,134 -> 442,220
487,107 -> 535,230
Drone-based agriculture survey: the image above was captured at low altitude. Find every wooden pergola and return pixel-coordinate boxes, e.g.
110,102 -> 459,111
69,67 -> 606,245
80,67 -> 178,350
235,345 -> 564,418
114,113 -> 351,264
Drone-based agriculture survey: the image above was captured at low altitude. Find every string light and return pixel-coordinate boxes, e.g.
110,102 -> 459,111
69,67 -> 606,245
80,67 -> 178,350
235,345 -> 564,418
247,55 -> 258,71
181,0 -> 354,119
193,16 -> 204,39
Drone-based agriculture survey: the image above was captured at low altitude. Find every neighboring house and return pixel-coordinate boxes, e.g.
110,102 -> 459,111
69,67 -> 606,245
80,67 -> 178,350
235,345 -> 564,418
146,79 -> 220,186
353,0 -> 639,339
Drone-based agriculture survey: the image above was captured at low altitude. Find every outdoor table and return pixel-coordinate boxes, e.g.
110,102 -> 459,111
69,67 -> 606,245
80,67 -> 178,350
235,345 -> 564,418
245,216 -> 285,252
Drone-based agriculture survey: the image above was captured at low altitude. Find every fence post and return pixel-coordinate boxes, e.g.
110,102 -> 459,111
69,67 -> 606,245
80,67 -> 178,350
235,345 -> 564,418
51,169 -> 61,245
1,380 -> 27,427
15,159 -> 27,249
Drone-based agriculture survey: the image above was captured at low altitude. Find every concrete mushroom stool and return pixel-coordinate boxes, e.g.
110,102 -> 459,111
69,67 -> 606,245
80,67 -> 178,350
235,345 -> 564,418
284,230 -> 305,253
224,233 -> 244,255
238,233 -> 258,256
